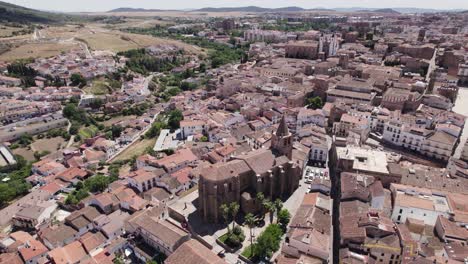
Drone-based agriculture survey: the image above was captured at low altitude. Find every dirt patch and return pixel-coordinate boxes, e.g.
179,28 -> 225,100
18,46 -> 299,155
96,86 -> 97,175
31,137 -> 66,153
0,42 -> 79,61
113,138 -> 156,162
79,125 -> 99,139
81,30 -> 203,54
83,80 -> 113,95
12,148 -> 35,161
0,26 -> 24,37
101,115 -> 137,127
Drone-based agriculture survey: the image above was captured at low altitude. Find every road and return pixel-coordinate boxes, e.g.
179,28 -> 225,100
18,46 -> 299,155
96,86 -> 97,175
425,48 -> 438,81
32,28 -> 43,41
107,110 -> 160,162
65,121 -> 75,148
453,87 -> 468,158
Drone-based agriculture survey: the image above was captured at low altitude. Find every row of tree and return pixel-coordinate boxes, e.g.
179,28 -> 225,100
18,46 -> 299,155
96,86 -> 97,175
0,156 -> 32,207
219,192 -> 291,260
65,173 -> 115,205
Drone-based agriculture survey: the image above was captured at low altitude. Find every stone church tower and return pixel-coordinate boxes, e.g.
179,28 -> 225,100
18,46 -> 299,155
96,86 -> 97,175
271,115 -> 293,159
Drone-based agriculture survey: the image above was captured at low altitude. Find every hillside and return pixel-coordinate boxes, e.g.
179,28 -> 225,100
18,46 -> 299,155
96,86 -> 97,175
107,5 -> 464,14
108,7 -> 170,13
334,7 -> 463,13
195,6 -> 305,12
373,8 -> 400,14
0,1 -> 76,24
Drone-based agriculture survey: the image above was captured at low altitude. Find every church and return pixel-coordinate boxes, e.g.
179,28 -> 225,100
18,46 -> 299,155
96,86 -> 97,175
198,116 -> 302,223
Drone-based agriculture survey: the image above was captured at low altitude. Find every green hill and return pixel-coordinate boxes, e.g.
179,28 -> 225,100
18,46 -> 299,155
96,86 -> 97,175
0,1 -> 76,24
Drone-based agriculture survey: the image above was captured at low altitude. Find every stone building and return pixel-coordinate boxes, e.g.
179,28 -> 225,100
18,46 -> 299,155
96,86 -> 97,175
285,41 -> 318,60
198,117 -> 302,223
319,34 -> 340,58
381,88 -> 422,112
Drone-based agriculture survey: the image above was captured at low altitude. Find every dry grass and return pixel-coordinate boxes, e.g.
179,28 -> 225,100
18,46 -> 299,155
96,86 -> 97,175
42,25 -> 203,54
31,137 -> 66,153
101,115 -> 137,127
12,148 -> 35,161
105,19 -> 174,30
39,25 -> 201,53
0,26 -> 23,37
0,42 -> 78,61
0,24 -> 203,61
83,80 -> 113,95
80,30 -> 203,54
113,138 -> 156,162
88,11 -> 260,18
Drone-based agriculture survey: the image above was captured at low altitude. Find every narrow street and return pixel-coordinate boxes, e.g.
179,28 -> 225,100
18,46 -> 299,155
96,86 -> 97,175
453,87 -> 468,158
329,141 -> 340,264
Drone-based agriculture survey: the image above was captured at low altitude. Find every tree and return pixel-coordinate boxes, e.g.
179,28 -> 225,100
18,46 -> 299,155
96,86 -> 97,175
256,192 -> 265,217
113,255 -> 125,264
230,202 -> 240,231
70,73 -> 87,88
65,194 -> 79,205
220,203 -> 231,233
84,174 -> 109,193
254,224 -> 283,261
63,103 -> 90,124
18,133 -> 33,146
263,200 -> 276,224
0,184 -> 16,206
244,213 -> 256,257
198,63 -> 206,73
167,109 -> 183,130
89,98 -> 103,110
69,123 -> 80,135
34,150 -> 50,161
145,121 -> 166,138
7,60 -> 36,78
278,209 -> 291,231
200,136 -> 208,142
111,125 -> 123,139
274,199 -> 283,223
307,96 -> 323,110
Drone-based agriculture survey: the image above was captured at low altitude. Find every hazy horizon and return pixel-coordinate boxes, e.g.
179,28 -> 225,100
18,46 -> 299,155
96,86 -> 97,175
2,0 -> 468,13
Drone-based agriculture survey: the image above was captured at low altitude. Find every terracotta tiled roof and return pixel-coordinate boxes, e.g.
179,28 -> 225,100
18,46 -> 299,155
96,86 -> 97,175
165,239 -> 226,264
18,240 -> 48,262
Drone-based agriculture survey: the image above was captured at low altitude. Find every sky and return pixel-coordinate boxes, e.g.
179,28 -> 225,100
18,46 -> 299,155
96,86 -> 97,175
3,0 -> 468,12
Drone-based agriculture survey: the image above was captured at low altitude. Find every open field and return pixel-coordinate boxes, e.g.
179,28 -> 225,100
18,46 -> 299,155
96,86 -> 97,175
0,42 -> 78,61
103,18 -> 175,30
83,80 -> 113,95
79,30 -> 203,54
12,148 -> 35,161
0,26 -> 24,37
31,137 -> 66,153
113,138 -> 156,161
86,11 -> 261,18
42,25 -> 203,54
79,125 -> 99,139
0,23 -> 203,61
101,115 -> 137,127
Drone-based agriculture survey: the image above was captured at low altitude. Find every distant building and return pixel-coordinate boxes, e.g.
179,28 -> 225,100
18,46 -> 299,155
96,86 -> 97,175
285,41 -> 319,60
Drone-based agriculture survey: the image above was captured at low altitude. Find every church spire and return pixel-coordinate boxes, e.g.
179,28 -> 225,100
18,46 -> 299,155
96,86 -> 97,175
271,115 -> 292,159
276,115 -> 289,137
